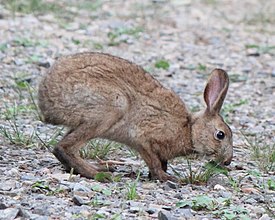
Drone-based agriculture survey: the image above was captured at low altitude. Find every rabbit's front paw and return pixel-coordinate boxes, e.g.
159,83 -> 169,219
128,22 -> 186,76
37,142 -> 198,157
149,170 -> 178,182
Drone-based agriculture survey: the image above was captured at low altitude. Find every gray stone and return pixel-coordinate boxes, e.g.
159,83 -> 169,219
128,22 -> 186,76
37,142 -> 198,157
176,208 -> 193,218
245,198 -> 257,204
0,203 -> 7,209
219,191 -> 232,198
166,180 -> 178,189
129,206 -> 141,214
72,195 -> 87,206
73,183 -> 91,193
0,208 -> 19,220
20,175 -> 39,181
0,181 -> 16,191
251,194 -> 265,203
174,193 -> 183,200
32,206 -> 50,216
158,210 -> 177,220
146,208 -> 155,214
259,214 -> 271,220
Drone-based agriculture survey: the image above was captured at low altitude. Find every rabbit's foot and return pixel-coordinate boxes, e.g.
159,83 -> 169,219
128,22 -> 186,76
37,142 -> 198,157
149,170 -> 178,182
53,146 -> 99,179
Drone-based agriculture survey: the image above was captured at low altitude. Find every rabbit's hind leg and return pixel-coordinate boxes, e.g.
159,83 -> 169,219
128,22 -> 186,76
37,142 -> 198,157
52,125 -> 101,178
52,109 -> 124,178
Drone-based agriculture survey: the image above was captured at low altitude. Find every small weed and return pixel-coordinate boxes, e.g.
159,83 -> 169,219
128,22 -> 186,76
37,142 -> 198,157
80,139 -> 120,160
36,127 -> 64,151
202,0 -> 218,5
77,0 -> 102,11
89,195 -> 111,208
82,40 -> 104,50
89,213 -> 121,220
222,99 -> 248,122
13,38 -> 36,47
126,172 -> 140,200
2,103 -> 29,120
26,55 -> 42,64
3,0 -> 61,15
0,114 -> 36,148
72,38 -> 81,45
32,181 -> 50,190
110,213 -> 122,220
0,43 -> 8,52
213,205 -> 250,220
197,63 -> 207,72
93,42 -> 104,50
178,160 -> 229,185
155,59 -> 170,70
229,73 -> 248,83
244,134 -> 275,173
177,195 -> 250,219
31,180 -> 64,196
245,44 -> 275,55
176,195 -> 230,211
11,76 -> 42,120
267,179 -> 275,190
107,26 -> 143,46
94,172 -> 112,182
91,184 -> 112,196
89,213 -> 106,220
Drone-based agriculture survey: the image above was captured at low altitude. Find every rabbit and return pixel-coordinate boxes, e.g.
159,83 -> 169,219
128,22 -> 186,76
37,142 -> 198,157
38,52 -> 233,182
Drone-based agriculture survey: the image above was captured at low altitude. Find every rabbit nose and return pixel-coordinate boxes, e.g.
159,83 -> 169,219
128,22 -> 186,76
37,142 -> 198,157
223,159 -> 231,166
223,155 -> 233,166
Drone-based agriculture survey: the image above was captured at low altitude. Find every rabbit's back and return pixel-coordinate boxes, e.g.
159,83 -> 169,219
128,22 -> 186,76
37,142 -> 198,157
38,53 -> 189,149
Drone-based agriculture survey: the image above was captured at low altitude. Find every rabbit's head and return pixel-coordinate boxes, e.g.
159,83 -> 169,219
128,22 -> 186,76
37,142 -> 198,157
191,69 -> 233,165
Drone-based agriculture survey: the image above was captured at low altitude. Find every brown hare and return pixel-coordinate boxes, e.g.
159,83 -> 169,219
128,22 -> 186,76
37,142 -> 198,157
38,52 -> 233,182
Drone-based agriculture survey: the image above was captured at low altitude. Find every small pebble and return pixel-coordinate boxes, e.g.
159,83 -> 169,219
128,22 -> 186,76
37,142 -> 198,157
259,214 -> 271,220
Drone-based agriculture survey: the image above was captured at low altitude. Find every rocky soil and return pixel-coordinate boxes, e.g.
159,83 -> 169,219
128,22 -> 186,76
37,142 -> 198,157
0,0 -> 274,219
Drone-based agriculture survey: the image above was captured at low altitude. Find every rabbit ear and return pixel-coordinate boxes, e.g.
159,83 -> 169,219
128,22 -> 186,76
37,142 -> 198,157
204,69 -> 229,114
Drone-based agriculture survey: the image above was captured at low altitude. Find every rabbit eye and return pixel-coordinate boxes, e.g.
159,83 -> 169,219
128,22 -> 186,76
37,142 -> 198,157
215,130 -> 225,140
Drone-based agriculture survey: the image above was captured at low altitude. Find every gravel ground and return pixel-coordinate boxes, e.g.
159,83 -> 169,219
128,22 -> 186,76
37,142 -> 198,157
0,0 -> 274,219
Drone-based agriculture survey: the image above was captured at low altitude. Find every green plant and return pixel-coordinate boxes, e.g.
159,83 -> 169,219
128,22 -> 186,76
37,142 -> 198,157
36,127 -> 64,151
176,195 -> 230,211
107,26 -> 143,46
72,38 -> 81,45
177,195 -> 250,220
245,44 -> 275,55
267,179 -> 275,190
222,99 -> 248,122
197,63 -> 207,72
89,194 -> 111,208
0,105 -> 36,147
93,42 -> 104,50
13,38 -> 36,47
178,160 -> 229,185
89,213 -> 106,220
77,0 -> 102,11
213,205 -> 250,220
31,180 -> 65,196
80,139 -> 119,160
243,134 -> 275,173
229,73 -> 248,83
0,43 -> 8,52
155,59 -> 170,70
126,172 -> 140,200
94,172 -> 112,182
3,0 -> 61,15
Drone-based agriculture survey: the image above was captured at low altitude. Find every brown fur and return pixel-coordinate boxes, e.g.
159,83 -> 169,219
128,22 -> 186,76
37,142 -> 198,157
38,52 -> 233,181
